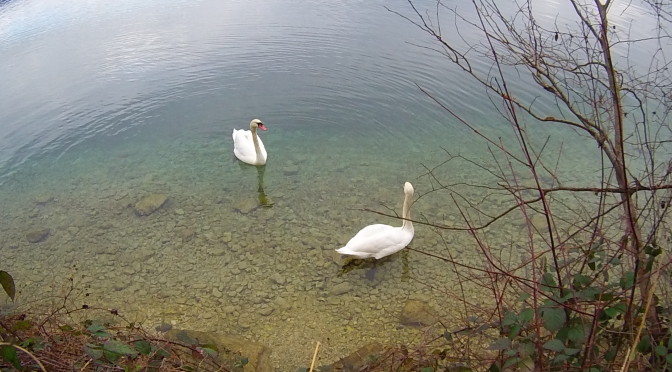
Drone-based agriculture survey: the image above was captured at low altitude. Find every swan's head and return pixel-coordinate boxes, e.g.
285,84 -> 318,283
250,119 -> 267,131
404,182 -> 414,195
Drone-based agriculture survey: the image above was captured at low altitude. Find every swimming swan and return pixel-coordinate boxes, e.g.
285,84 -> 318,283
232,119 -> 267,165
336,182 -> 415,259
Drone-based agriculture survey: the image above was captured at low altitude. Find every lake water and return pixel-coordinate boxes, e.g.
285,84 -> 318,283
0,0 -> 663,369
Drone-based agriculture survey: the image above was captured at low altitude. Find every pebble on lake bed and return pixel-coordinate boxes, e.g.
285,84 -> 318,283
26,228 -> 51,243
133,193 -> 168,216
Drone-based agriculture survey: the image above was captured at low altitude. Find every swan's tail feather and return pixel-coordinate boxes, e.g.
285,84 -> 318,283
336,247 -> 371,258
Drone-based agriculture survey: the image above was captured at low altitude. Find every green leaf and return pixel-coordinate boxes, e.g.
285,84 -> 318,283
605,347 -> 617,361
487,338 -> 512,350
541,307 -> 566,332
20,337 -> 45,351
134,340 -> 152,355
200,343 -> 219,353
589,238 -> 604,251
0,345 -> 21,369
0,271 -> 16,301
87,322 -> 111,338
553,354 -> 570,363
646,257 -> 655,273
567,326 -> 585,343
103,339 -> 138,362
604,303 -> 626,319
645,245 -> 662,257
503,357 -> 521,369
155,347 -> 170,358
543,339 -> 565,352
84,344 -> 104,360
572,274 -> 591,289
420,368 -> 434,372
516,292 -> 531,303
124,365 -> 143,372
636,335 -> 652,353
541,272 -> 557,288
595,291 -> 616,302
12,320 -> 33,331
59,324 -> 75,332
87,324 -> 103,332
576,287 -> 601,301
564,347 -> 580,356
666,353 -> 672,365
519,308 -> 534,324
502,310 -> 518,327
175,330 -> 198,345
104,339 -> 138,356
518,341 -> 535,357
620,272 -> 635,290
588,261 -> 596,271
201,347 -> 218,358
508,324 -> 522,339
655,345 -> 668,356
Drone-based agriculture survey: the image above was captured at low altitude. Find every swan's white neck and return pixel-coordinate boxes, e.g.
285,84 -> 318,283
401,190 -> 413,231
251,127 -> 262,160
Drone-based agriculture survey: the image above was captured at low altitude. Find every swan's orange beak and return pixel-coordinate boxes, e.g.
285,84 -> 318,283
258,123 -> 267,131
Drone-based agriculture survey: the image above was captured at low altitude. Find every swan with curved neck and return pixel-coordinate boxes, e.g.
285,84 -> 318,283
336,182 -> 415,259
232,119 -> 267,165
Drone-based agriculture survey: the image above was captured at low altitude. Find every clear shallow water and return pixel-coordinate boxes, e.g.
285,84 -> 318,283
0,0 -> 661,369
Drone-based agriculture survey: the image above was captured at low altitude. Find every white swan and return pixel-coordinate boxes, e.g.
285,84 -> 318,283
336,182 -> 415,259
232,119 -> 267,165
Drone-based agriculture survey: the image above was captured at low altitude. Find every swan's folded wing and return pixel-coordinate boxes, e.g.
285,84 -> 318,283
232,129 -> 252,143
232,130 -> 253,158
373,237 -> 411,259
337,224 -> 408,258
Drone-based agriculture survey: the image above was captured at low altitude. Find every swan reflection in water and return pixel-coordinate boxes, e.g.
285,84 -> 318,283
338,249 -> 411,281
256,164 -> 273,207
234,161 -> 273,207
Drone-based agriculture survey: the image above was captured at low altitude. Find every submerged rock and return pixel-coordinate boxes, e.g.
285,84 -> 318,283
399,299 -> 438,327
530,214 -> 551,231
26,228 -> 51,243
269,273 -> 286,285
329,282 -> 353,296
233,198 -> 258,214
283,165 -> 299,176
34,195 -> 54,205
134,193 -> 168,216
179,228 -> 196,242
258,306 -> 274,316
155,323 -> 173,332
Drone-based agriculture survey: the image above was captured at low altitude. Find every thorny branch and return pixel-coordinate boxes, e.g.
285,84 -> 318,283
391,0 -> 672,369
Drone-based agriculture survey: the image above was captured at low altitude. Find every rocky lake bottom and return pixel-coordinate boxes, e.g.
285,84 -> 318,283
0,128 -> 599,370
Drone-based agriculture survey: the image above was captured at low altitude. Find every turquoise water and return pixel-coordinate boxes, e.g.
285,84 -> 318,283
0,0 -> 663,369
